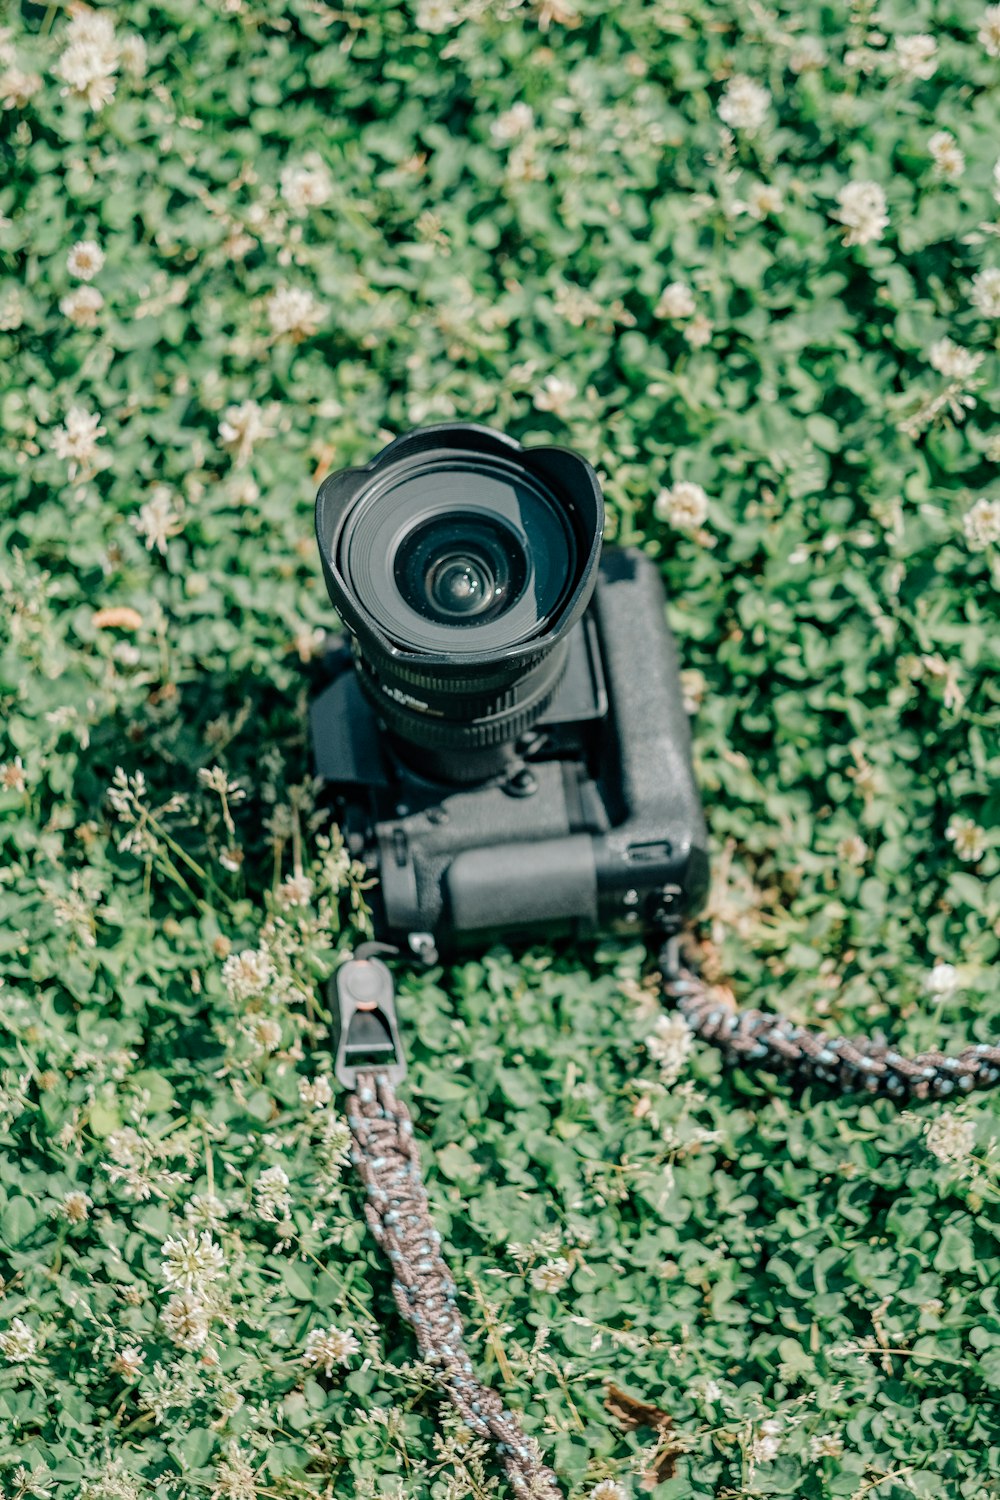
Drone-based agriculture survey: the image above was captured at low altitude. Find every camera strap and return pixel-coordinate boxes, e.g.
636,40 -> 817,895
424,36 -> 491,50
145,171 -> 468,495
346,1070 -> 562,1497
659,935 -> 1000,1101
335,947 -> 561,1496
335,939 -> 1000,1496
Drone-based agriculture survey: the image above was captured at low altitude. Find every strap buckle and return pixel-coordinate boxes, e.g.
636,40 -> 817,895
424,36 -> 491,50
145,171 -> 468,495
332,943 -> 406,1090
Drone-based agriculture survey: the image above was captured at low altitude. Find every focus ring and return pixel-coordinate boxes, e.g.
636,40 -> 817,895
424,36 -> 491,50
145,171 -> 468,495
350,638 -> 551,699
356,643 -> 569,754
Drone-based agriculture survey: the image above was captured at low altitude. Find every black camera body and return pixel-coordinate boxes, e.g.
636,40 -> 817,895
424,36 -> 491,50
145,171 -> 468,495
310,423 -> 707,961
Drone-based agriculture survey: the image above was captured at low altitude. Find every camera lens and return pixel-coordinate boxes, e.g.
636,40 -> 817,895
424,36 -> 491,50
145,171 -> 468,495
315,424 -> 604,782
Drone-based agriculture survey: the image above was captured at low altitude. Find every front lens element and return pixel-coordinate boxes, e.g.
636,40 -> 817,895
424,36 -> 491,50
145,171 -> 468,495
340,454 -> 575,655
431,557 -> 490,616
394,514 -> 527,627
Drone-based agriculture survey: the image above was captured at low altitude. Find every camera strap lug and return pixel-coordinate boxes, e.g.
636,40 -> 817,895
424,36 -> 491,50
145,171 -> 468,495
407,930 -> 439,965
332,947 -> 406,1090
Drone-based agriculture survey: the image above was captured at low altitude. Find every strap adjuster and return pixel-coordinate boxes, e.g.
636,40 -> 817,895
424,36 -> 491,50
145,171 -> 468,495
332,946 -> 406,1089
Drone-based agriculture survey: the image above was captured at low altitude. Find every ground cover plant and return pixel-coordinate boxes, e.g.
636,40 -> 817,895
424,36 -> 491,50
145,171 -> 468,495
1,0 -> 1000,1496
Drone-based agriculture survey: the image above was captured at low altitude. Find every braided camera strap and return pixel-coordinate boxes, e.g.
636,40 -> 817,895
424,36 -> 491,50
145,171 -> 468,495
343,950 -> 1000,1496
346,1071 -> 562,1498
662,951 -> 1000,1102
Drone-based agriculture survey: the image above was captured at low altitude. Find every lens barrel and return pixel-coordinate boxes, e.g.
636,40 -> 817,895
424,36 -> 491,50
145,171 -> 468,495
315,423 -> 604,783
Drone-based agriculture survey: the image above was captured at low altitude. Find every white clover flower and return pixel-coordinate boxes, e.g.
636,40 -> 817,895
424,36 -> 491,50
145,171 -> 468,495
925,962 -> 960,999
971,267 -> 1000,318
51,406 -> 107,478
653,480 -> 710,530
254,1165 -> 292,1222
0,289 -> 23,330
110,1345 -> 145,1379
224,474 -> 260,508
962,497 -> 1000,551
119,33 -> 147,80
266,284 -> 325,341
214,1447 -> 257,1500
717,74 -> 771,132
928,130 -> 965,182
532,373 -> 577,418
67,240 -> 105,280
928,338 -> 984,381
131,486 -> 182,556
415,0 -> 461,32
276,873 -> 314,908
299,1074 -> 334,1109
218,399 -> 278,465
81,1460 -> 140,1500
279,155 -> 333,216
159,1229 -> 225,1293
834,180 -> 889,247
0,66 -> 42,110
0,758 -> 27,793
837,834 -> 869,867
61,1190 -> 92,1223
60,286 -> 104,327
529,1257 -> 572,1292
491,102 -> 533,144
946,816 -> 988,862
680,668 -> 707,716
924,1111 -> 976,1165
184,1192 -> 230,1226
53,12 -> 120,112
249,1015 -> 282,1054
65,10 -> 119,49
684,313 -> 713,348
303,1323 -> 360,1374
0,1317 -> 37,1363
645,1012 -> 693,1084
789,37 -> 825,73
743,181 -> 785,219
752,1419 -> 782,1463
655,281 -> 696,319
54,45 -> 117,109
588,1483 -> 628,1500
222,946 -> 275,1000
161,1292 -> 210,1350
536,0 -> 580,26
810,1430 -> 845,1460
979,5 -> 1000,56
894,34 -> 937,80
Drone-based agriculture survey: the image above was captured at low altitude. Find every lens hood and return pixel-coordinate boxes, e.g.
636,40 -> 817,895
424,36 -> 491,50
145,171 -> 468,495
314,423 -> 605,780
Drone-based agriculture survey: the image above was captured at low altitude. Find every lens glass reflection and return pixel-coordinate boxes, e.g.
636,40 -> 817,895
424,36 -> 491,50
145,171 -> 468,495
394,514 -> 527,628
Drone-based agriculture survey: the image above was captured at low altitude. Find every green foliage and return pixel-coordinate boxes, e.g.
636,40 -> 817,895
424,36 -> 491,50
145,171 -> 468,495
0,0 -> 999,1497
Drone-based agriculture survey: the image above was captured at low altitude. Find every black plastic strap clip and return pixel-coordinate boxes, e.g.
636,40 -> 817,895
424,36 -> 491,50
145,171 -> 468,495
332,943 -> 406,1090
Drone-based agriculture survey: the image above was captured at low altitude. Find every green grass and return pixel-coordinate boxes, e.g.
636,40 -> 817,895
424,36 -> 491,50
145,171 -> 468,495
1,1 -> 999,1496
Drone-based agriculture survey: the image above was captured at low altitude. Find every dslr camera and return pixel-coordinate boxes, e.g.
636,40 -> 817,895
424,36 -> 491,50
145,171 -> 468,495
311,422 -> 708,964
